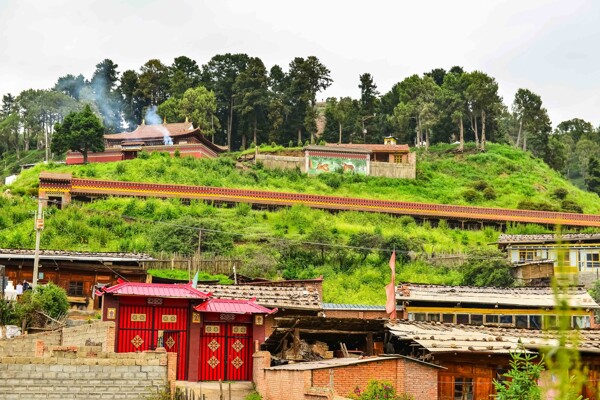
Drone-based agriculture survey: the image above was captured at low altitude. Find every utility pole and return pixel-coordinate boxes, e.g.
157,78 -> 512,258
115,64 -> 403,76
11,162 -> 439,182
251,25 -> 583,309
32,197 -> 44,287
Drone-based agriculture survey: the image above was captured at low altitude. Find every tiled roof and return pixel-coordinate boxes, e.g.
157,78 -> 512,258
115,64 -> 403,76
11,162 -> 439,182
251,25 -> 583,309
103,282 -> 209,299
194,298 -> 276,314
323,303 -> 386,311
387,320 -> 600,354
0,248 -> 153,262
498,233 -> 600,244
104,122 -> 196,140
195,284 -> 322,311
396,284 -> 600,309
325,143 -> 410,152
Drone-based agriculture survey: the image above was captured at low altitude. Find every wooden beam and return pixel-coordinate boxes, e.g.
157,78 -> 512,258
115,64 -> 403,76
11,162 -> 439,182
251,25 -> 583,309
275,328 -> 378,335
366,332 -> 373,356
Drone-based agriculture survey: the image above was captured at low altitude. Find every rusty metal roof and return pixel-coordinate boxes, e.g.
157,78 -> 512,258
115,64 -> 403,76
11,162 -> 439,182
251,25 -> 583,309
396,283 -> 600,309
103,282 -> 209,299
194,298 -> 276,314
195,284 -> 322,311
387,320 -> 600,355
104,122 -> 195,140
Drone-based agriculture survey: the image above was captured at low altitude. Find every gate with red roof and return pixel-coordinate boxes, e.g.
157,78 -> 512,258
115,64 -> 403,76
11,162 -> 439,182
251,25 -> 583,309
198,320 -> 252,381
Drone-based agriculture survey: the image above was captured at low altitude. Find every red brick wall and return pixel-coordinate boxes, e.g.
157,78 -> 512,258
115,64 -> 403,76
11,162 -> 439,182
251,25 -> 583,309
254,353 -> 438,400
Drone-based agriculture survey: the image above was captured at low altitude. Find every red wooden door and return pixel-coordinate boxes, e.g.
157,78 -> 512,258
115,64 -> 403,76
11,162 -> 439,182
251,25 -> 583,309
199,322 -> 252,381
117,305 -> 154,352
199,323 -> 226,380
226,324 -> 252,381
117,304 -> 188,380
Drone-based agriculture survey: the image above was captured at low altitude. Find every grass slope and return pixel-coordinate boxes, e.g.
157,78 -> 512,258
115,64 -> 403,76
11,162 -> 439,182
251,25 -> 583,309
2,142 -> 599,304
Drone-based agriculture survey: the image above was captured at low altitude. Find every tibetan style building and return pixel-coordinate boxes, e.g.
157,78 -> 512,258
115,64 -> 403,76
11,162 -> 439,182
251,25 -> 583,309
65,120 -> 226,164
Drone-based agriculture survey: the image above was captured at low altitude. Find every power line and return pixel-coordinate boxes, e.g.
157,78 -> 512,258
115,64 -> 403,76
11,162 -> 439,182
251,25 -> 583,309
37,197 -> 509,261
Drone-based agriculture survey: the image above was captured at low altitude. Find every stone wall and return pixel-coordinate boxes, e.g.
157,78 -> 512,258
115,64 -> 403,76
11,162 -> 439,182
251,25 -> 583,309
256,154 -> 304,172
0,346 -> 176,399
0,330 -> 61,357
61,321 -> 115,352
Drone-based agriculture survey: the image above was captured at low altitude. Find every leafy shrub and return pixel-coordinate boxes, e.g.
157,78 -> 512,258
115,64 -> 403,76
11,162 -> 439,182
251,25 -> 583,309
462,189 -> 481,203
349,380 -> 413,400
174,149 -> 181,158
561,200 -> 583,214
493,352 -> 543,400
319,173 -> 342,189
149,217 -> 233,256
15,283 -> 69,328
244,391 -> 262,400
236,202 -> 252,217
115,163 -> 126,175
483,187 -> 497,200
461,249 -> 514,287
517,200 -> 559,212
398,216 -> 416,227
472,180 -> 489,191
551,187 -> 569,200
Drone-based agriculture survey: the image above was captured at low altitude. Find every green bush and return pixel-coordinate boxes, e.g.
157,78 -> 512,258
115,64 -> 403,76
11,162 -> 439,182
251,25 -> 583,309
483,187 -> 497,200
15,283 -> 69,328
244,391 -> 262,400
551,187 -> 569,200
561,200 -> 583,214
462,189 -> 481,203
349,380 -> 413,400
472,180 -> 489,191
517,200 -> 559,212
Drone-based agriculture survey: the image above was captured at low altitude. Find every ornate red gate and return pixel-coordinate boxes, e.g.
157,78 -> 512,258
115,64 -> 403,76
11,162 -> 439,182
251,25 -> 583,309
199,321 -> 252,381
117,302 -> 189,380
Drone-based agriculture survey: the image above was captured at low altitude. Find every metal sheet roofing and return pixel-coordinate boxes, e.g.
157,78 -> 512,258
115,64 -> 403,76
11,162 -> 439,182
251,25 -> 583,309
194,298 -> 276,314
102,282 -> 209,299
396,283 -> 600,309
387,321 -> 600,355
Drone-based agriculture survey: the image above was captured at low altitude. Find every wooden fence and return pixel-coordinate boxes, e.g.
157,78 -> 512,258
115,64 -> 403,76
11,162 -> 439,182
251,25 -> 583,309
141,252 -> 241,276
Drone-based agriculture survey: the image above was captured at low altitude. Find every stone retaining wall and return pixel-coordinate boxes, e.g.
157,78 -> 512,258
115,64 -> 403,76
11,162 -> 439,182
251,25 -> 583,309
256,154 -> 304,172
61,321 -> 115,352
0,346 -> 176,399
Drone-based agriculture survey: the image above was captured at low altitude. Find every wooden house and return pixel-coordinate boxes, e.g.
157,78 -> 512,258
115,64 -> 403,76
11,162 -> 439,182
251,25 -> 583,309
387,320 -> 600,399
396,283 -> 599,329
66,120 -> 226,164
0,248 -> 150,308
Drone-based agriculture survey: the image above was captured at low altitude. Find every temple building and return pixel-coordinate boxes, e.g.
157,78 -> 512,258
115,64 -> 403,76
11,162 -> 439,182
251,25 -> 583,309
65,119 -> 226,164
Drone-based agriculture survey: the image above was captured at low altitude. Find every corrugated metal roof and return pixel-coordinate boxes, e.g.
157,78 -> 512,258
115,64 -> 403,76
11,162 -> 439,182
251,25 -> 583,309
194,298 -> 275,314
387,321 -> 600,355
323,303 -> 386,311
103,282 -> 209,299
396,284 -> 600,309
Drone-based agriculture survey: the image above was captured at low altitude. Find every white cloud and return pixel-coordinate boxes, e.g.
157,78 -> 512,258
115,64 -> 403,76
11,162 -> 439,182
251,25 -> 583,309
0,0 -> 598,126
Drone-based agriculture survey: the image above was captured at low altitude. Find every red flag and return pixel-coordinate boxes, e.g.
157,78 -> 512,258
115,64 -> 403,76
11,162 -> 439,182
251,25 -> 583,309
385,251 -> 397,319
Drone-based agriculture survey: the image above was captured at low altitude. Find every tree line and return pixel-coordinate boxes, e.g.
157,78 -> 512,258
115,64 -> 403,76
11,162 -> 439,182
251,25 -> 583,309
1,54 -> 599,191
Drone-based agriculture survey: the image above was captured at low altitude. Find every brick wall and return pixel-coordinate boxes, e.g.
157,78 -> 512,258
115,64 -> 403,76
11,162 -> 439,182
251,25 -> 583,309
0,346 -> 174,399
254,352 -> 438,400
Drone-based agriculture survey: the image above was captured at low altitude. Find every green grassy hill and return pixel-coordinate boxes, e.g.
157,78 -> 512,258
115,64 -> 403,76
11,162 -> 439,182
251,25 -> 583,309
2,142 -> 599,304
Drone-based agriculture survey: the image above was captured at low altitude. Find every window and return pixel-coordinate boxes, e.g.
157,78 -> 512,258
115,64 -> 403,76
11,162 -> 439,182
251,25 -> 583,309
573,315 -> 591,329
519,249 -> 537,262
393,154 -> 403,164
68,281 -> 84,296
544,315 -> 557,329
456,314 -> 469,325
485,315 -> 499,324
471,314 -> 483,326
427,313 -> 441,322
499,315 -> 513,325
586,253 -> 600,269
409,313 -> 426,321
454,377 -> 474,400
443,314 -> 455,323
516,315 -> 528,329
529,315 -> 542,330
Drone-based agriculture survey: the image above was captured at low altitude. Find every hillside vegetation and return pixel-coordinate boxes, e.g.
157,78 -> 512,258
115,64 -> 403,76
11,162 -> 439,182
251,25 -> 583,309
2,143 -> 599,304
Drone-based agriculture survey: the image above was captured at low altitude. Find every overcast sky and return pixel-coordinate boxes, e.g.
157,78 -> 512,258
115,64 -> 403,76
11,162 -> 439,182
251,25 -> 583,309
1,0 -> 599,127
